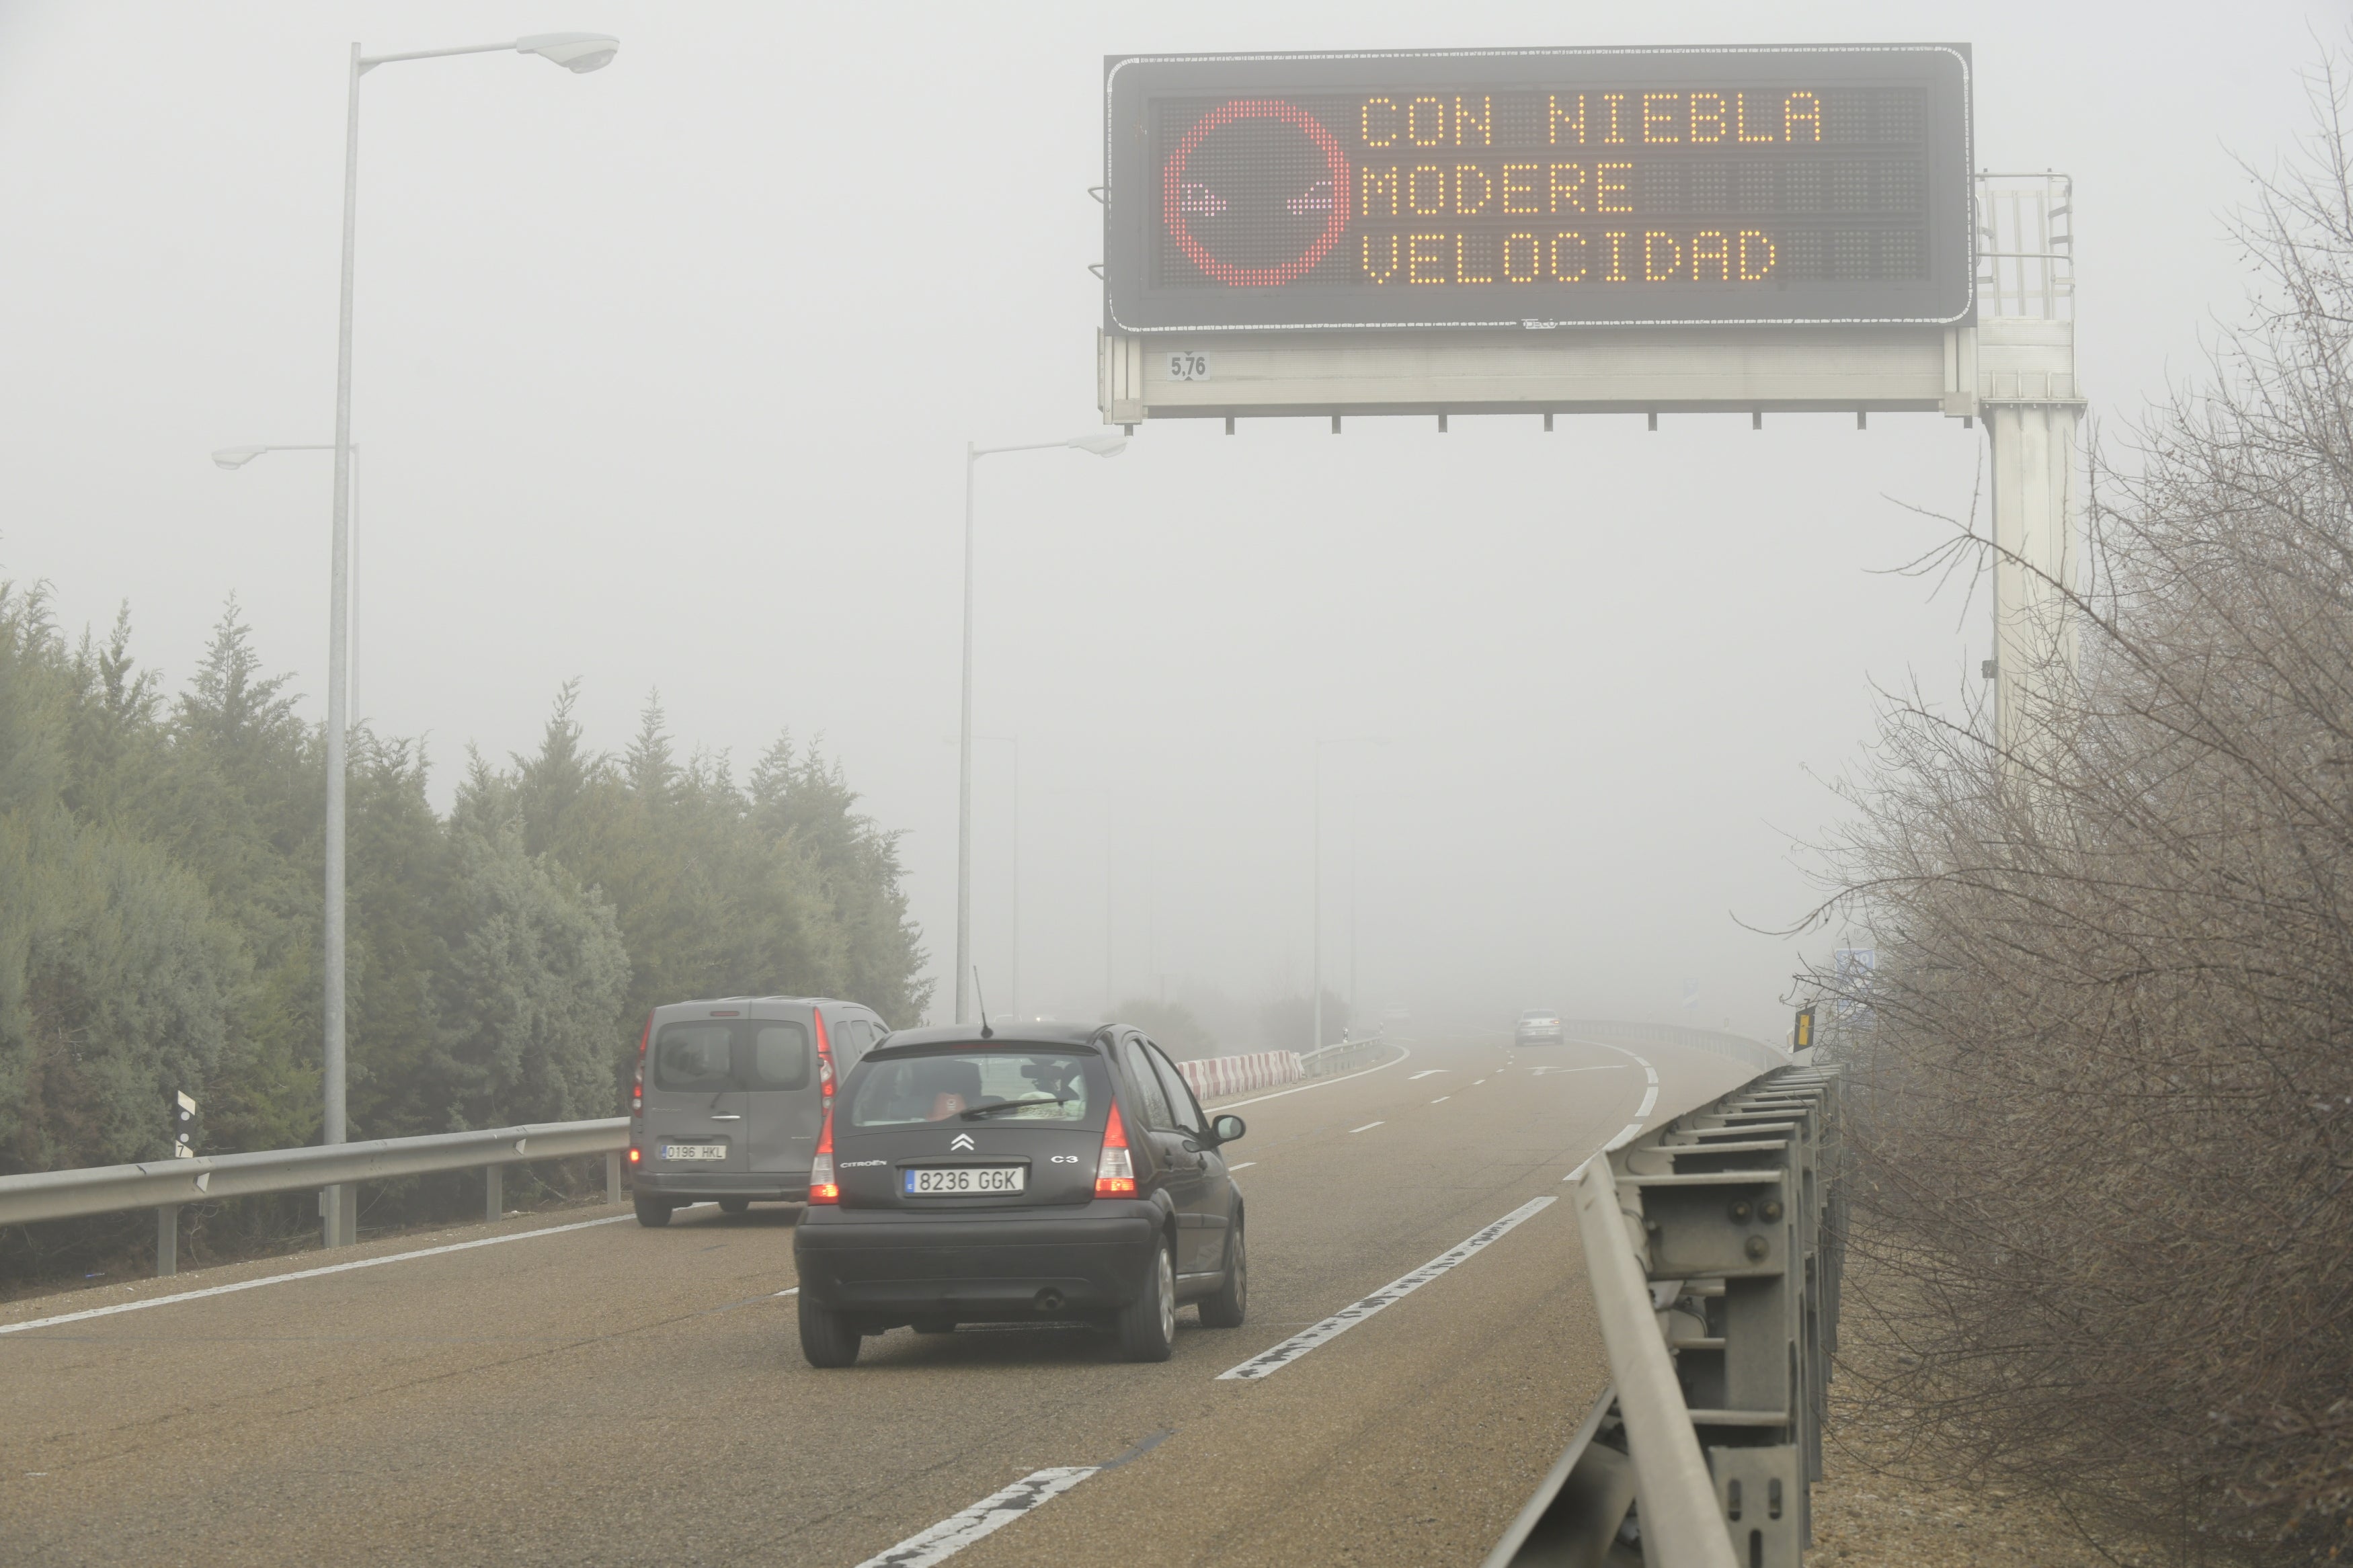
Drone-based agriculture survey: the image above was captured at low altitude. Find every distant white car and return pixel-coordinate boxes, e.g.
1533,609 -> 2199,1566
1515,1009 -> 1564,1046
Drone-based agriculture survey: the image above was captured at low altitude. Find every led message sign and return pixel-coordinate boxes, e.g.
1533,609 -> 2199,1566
1103,46 -> 1972,332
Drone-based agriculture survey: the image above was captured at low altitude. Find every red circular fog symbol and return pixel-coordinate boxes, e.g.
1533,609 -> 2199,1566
1161,99 -> 1353,288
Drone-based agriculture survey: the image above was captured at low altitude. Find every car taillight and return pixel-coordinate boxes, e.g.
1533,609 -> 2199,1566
632,1012 -> 651,1114
1094,1101 -> 1136,1198
809,1104 -> 838,1204
627,1146 -> 641,1164
813,1008 -> 836,1101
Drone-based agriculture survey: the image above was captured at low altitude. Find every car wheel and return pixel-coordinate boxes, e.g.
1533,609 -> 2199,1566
797,1293 -> 862,1368
1198,1214 -> 1247,1329
633,1194 -> 674,1228
1115,1237 -> 1178,1362
718,1197 -> 751,1216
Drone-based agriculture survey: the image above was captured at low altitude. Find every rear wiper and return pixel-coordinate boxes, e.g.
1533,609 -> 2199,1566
959,1095 -> 1070,1120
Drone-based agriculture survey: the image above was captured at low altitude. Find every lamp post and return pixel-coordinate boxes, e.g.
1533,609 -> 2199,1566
309,31 -> 618,1249
956,434 -> 1124,1024
1312,737 -> 1386,1055
212,445 -> 360,714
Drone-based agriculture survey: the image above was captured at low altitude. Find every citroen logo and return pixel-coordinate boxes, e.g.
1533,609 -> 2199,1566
950,1132 -> 975,1151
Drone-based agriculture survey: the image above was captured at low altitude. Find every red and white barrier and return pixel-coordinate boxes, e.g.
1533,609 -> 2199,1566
1177,1050 -> 1303,1103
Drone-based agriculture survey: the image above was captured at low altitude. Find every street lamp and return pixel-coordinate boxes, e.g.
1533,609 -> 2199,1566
956,435 -> 1125,1024
1313,737 -> 1386,1055
307,32 -> 617,1249
212,444 -> 360,716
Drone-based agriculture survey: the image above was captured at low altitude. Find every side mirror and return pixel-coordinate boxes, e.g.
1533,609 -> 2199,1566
1211,1114 -> 1246,1145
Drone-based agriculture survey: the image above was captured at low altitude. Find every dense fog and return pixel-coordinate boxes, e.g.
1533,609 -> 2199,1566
0,0 -> 2324,1043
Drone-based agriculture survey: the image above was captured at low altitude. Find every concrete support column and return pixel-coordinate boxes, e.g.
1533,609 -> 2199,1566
1987,400 -> 2083,760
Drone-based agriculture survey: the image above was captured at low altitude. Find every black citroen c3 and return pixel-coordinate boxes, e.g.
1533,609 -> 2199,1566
791,1022 -> 1248,1366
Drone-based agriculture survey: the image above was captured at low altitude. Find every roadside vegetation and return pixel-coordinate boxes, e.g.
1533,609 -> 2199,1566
1807,66 -> 2353,1565
0,602 -> 927,1284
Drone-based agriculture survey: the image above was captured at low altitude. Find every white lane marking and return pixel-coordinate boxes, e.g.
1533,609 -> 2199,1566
1217,1196 -> 1558,1381
852,1467 -> 1096,1567
1635,1086 -> 1659,1118
1529,1065 -> 1626,1077
1408,1070 -> 1447,1080
1644,1066 -> 1659,1086
1210,1044 -> 1412,1110
1348,1121 -> 1384,1134
1431,1096 -> 1451,1104
1228,1161 -> 1257,1171
0,1214 -> 632,1337
1604,1123 -> 1645,1152
1474,1079 -> 1487,1085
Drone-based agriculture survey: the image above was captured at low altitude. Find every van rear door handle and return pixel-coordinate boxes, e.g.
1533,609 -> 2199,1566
712,1114 -> 743,1120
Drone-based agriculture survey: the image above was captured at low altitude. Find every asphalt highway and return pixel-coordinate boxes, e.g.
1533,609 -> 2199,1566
0,1034 -> 1760,1568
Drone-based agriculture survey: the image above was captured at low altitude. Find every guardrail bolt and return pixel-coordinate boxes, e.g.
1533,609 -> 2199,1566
1728,1198 -> 1753,1222
1744,1234 -> 1771,1262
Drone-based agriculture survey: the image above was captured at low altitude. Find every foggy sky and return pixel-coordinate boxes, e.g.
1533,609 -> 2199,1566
0,1 -> 2328,1042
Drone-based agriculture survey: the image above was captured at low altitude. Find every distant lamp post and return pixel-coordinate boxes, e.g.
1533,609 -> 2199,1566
1312,737 -> 1386,1054
296,30 -> 618,1249
212,444 -> 361,715
956,435 -> 1126,1024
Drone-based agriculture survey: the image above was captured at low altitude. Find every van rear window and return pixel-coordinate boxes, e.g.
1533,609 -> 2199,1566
653,1020 -> 811,1093
847,1050 -> 1094,1128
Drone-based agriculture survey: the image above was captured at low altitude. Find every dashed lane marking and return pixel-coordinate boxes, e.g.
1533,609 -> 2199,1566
1431,1096 -> 1450,1104
1216,1196 -> 1558,1381
1228,1161 -> 1257,1171
852,1432 -> 1171,1567
1408,1070 -> 1447,1080
0,1214 -> 633,1337
1347,1121 -> 1384,1134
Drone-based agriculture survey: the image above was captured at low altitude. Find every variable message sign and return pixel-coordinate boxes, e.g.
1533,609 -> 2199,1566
1104,46 -> 1973,332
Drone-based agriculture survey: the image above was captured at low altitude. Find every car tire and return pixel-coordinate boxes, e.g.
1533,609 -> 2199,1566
718,1197 -> 751,1216
633,1194 -> 674,1228
798,1293 -> 862,1368
1115,1237 -> 1178,1362
1197,1213 -> 1246,1329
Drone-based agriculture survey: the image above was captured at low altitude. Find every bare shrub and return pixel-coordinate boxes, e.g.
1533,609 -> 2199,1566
1806,61 -> 2353,1565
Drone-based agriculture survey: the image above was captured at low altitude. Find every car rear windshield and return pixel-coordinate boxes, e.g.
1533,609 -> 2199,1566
652,1020 -> 811,1092
847,1049 -> 1094,1128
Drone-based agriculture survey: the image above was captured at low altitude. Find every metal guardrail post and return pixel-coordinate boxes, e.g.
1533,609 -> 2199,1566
1495,1063 -> 1843,1567
157,1204 -> 179,1278
485,1163 -> 502,1222
605,1151 -> 623,1204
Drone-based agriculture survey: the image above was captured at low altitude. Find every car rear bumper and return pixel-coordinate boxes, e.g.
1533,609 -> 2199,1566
633,1171 -> 811,1201
793,1204 -> 1160,1322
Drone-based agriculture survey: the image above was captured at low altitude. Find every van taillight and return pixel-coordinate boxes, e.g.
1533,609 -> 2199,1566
633,1013 -> 651,1114
627,1147 -> 640,1164
1094,1101 -> 1136,1198
813,1008 -> 836,1101
809,1104 -> 838,1204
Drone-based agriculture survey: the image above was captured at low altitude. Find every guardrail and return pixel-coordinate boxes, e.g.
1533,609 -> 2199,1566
1299,1031 -> 1385,1077
1560,1020 -> 1790,1075
0,1118 -> 630,1278
1486,1058 -> 1843,1567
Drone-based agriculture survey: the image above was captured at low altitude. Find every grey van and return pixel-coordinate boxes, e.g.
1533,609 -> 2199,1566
628,995 -> 888,1226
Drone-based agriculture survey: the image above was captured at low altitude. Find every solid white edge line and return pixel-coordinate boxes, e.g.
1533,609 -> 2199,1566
1208,1044 -> 1412,1111
1635,1086 -> 1659,1118
0,1213 -> 633,1337
1347,1121 -> 1384,1134
852,1466 -> 1098,1568
1431,1096 -> 1450,1104
1216,1195 -> 1558,1381
1227,1161 -> 1257,1171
